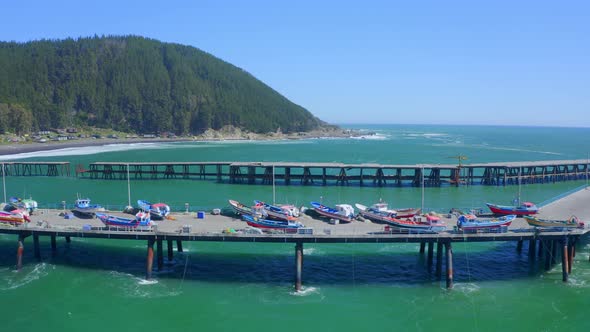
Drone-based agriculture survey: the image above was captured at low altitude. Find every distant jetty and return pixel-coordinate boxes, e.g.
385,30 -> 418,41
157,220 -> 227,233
71,159 -> 590,187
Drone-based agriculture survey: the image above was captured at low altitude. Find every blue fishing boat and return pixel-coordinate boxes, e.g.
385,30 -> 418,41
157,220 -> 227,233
242,214 -> 303,230
96,211 -> 152,228
72,197 -> 102,218
457,214 -> 516,230
310,202 -> 355,223
137,199 -> 170,220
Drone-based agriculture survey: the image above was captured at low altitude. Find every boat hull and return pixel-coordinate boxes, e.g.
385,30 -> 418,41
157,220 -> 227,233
524,215 -> 584,229
486,203 -> 538,216
310,202 -> 353,223
0,211 -> 29,224
242,215 -> 303,229
96,213 -> 151,228
457,214 -> 516,230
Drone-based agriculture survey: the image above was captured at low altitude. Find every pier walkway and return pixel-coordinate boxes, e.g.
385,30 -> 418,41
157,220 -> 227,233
2,188 -> 590,290
77,159 -> 590,186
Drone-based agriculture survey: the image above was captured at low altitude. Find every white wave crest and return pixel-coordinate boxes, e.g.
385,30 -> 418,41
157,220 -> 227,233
290,286 -> 320,297
0,263 -> 51,291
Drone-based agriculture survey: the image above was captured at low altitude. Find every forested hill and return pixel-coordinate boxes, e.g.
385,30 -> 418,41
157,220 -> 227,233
0,36 -> 328,135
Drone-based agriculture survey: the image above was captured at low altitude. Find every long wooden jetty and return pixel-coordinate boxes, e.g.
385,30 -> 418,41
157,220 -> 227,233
1,161 -> 70,176
2,222 -> 588,290
78,159 -> 590,186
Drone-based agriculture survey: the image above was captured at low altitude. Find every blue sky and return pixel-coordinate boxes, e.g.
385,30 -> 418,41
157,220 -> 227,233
1,0 -> 588,126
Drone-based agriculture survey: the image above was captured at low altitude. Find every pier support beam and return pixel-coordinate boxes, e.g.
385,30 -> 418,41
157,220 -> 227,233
167,240 -> 174,261
544,240 -> 551,271
156,238 -> 163,271
419,242 -> 426,254
528,239 -> 536,260
516,240 -> 523,253
50,235 -> 57,253
33,234 -> 40,260
176,240 -> 183,253
427,241 -> 434,268
65,236 -> 71,243
436,242 -> 443,278
445,242 -> 453,289
568,241 -> 574,274
146,238 -> 155,280
562,238 -> 569,282
16,235 -> 25,270
551,240 -> 558,266
295,242 -> 303,292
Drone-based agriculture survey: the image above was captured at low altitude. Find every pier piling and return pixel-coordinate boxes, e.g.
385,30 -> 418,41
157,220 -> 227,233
156,238 -> 163,271
516,240 -> 523,253
33,234 -> 40,260
50,235 -> 57,253
427,241 -> 434,268
445,242 -> 453,289
544,240 -> 551,271
146,238 -> 155,280
167,240 -> 174,261
528,239 -> 536,260
562,238 -> 569,282
65,236 -> 71,243
436,242 -> 443,278
16,235 -> 25,270
419,242 -> 426,254
295,242 -> 303,292
568,241 -> 574,274
176,240 -> 183,252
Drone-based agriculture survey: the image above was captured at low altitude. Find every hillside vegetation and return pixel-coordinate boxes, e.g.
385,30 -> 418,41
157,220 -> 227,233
0,36 -> 328,135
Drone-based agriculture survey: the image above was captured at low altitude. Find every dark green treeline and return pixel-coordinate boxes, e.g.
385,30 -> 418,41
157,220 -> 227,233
0,35 -> 326,135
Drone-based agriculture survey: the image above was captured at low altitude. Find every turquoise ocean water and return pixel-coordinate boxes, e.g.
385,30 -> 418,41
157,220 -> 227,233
1,124 -> 590,331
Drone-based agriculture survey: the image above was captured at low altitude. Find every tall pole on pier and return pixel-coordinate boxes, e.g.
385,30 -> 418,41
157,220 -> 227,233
1,162 -> 6,204
421,165 -> 425,212
127,163 -> 131,207
586,152 -> 588,189
272,164 -> 276,205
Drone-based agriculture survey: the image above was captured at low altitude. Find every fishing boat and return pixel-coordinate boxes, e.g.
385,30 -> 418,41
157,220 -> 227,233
253,200 -> 298,221
137,200 -> 170,220
523,215 -> 585,229
355,202 -> 420,219
7,197 -> 38,214
387,216 -> 447,232
72,198 -> 102,218
96,211 -> 152,228
242,214 -> 303,230
457,214 -> 516,230
310,202 -> 355,223
228,199 -> 265,218
486,202 -> 538,216
0,210 -> 30,225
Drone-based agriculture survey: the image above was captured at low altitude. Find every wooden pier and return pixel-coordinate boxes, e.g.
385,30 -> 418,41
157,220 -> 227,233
78,159 -> 590,186
0,161 -> 70,177
2,225 -> 587,290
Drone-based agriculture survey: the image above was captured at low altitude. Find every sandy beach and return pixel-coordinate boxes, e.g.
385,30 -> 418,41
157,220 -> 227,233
0,127 -> 359,156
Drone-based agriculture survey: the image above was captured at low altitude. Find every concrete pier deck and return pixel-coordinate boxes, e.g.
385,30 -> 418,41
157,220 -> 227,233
2,187 -> 589,289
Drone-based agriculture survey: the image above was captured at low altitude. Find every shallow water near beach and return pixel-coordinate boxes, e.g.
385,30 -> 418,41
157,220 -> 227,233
1,124 -> 590,331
